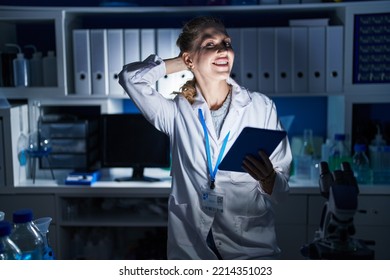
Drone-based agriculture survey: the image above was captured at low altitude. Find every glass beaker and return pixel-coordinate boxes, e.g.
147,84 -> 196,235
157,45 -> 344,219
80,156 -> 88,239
17,106 -> 28,166
27,100 -> 51,156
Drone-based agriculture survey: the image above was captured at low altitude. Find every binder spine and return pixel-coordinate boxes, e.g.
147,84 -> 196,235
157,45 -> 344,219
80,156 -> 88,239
292,27 -> 308,93
107,29 -> 124,95
308,26 -> 326,93
73,29 -> 92,95
326,26 -> 343,92
258,28 -> 275,94
90,29 -> 109,96
275,27 -> 292,93
241,28 -> 258,91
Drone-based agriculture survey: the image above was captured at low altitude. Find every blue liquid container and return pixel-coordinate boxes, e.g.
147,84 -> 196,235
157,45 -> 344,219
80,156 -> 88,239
10,209 -> 44,260
0,221 -> 22,260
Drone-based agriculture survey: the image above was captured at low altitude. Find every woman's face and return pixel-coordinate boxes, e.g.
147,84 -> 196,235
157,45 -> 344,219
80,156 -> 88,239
187,27 -> 234,82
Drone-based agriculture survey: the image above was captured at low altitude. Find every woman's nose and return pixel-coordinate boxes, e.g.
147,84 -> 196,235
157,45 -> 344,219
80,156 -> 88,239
217,43 -> 228,52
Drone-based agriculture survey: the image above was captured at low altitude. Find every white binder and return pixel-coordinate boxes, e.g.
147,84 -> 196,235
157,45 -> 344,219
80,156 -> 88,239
241,28 -> 258,91
275,27 -> 292,93
140,29 -> 156,90
124,29 -> 140,64
107,29 -> 124,95
157,28 -> 177,98
0,118 -> 4,186
90,29 -> 108,96
73,29 -> 91,95
291,27 -> 308,93
173,28 -> 194,90
308,26 -> 326,93
141,29 -> 156,60
172,28 -> 193,96
326,26 -> 343,93
226,27 -> 242,84
156,28 -> 192,98
258,28 -> 275,93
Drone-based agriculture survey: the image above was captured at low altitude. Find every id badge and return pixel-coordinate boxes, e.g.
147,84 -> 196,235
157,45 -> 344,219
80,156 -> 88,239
200,188 -> 225,213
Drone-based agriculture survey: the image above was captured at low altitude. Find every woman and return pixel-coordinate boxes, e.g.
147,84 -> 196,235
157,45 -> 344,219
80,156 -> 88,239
119,16 -> 292,260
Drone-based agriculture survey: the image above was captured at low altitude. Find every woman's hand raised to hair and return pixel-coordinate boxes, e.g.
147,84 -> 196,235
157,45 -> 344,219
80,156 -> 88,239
242,150 -> 276,195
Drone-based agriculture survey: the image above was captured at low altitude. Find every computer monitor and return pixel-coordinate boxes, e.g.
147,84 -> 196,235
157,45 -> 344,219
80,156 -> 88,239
100,113 -> 170,182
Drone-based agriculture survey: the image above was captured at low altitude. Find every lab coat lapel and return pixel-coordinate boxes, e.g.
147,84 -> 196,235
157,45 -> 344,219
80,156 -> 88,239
192,91 -> 219,142
218,78 -> 252,143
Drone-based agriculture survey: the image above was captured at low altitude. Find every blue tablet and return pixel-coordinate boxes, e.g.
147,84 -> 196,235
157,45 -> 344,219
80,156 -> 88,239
219,127 -> 287,172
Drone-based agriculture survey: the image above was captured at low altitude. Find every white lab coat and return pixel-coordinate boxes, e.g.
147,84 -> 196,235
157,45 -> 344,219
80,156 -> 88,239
119,55 -> 292,260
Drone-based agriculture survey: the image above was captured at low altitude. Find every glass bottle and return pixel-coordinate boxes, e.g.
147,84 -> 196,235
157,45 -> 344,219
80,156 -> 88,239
301,129 -> 315,156
295,129 -> 314,180
352,144 -> 372,185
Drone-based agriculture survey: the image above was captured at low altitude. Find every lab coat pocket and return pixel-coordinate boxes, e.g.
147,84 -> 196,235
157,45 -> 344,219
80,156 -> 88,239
235,212 -> 275,247
168,196 -> 199,247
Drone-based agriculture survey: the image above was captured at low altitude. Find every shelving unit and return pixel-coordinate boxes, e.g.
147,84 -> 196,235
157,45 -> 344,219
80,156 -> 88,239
1,1 -> 390,260
0,9 -> 65,98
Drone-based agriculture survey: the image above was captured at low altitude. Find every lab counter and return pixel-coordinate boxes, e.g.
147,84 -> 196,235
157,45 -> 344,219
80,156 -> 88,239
1,169 -> 389,260
1,168 -> 389,195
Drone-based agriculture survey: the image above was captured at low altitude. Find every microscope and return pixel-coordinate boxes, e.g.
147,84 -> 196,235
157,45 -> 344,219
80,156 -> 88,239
301,161 -> 375,259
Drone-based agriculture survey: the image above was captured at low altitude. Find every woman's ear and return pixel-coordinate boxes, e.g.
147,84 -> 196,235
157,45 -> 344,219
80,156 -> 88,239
182,52 -> 193,70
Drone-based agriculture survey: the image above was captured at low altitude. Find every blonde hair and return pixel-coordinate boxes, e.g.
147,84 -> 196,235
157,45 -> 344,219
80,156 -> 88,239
175,16 -> 228,104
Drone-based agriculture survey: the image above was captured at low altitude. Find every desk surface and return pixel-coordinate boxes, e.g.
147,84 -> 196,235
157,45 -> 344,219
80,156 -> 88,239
3,168 -> 390,195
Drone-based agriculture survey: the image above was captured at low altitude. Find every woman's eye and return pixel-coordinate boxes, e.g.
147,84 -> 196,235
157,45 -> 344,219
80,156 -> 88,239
205,42 -> 215,48
225,42 -> 232,48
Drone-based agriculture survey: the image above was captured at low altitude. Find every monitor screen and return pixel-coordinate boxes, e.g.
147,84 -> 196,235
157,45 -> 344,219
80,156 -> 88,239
100,113 -> 170,181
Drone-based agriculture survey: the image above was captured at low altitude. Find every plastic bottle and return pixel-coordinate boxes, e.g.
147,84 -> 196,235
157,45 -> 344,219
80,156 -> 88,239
328,133 -> 351,171
24,45 -> 43,87
321,138 -> 333,163
0,221 -> 22,260
5,43 -> 30,87
42,50 -> 57,87
352,144 -> 372,185
9,209 -> 44,260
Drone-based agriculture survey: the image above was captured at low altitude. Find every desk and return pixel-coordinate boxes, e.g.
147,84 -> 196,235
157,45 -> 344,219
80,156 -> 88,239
1,169 -> 389,260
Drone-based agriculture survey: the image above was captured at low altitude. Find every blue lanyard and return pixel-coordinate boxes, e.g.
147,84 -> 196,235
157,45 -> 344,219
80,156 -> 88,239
199,109 -> 230,189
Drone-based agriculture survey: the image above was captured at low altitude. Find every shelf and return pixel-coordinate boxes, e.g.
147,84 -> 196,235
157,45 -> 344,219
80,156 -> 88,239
63,5 -> 344,29
0,10 -> 64,94
0,87 -> 65,99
